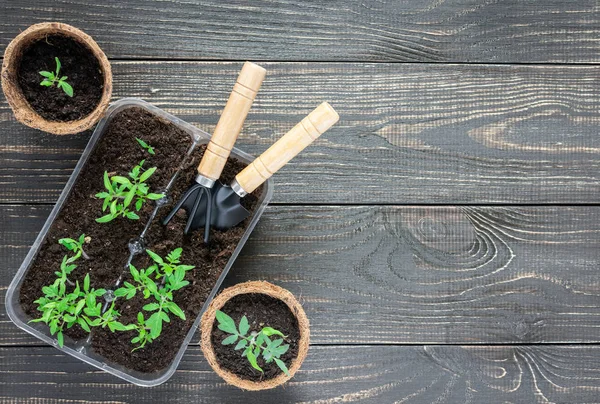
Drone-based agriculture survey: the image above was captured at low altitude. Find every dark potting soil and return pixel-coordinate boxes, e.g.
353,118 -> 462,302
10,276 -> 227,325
211,293 -> 300,382
19,106 -> 262,373
17,34 -> 104,121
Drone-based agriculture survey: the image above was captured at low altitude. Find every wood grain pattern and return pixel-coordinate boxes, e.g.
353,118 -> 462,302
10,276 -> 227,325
1,345 -> 600,403
1,1 -> 599,63
2,205 -> 599,346
2,62 -> 600,204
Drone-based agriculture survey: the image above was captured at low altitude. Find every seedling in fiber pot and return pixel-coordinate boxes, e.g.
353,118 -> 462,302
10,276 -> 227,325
216,310 -> 290,376
39,57 -> 74,97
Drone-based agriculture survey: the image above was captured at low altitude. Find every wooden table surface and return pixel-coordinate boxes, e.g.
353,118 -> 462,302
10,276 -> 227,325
1,1 -> 599,403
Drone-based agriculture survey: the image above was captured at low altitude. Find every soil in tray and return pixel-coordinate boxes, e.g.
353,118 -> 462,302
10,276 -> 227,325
19,107 -> 193,340
17,34 -> 104,121
91,141 -> 262,373
18,105 -> 263,373
211,293 -> 300,382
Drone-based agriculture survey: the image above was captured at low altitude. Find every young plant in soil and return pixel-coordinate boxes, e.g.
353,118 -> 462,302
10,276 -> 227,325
58,233 -> 90,262
215,310 -> 290,376
95,160 -> 164,223
31,236 -> 194,350
39,57 -> 73,97
30,235 -> 133,347
136,137 -> 155,155
114,248 -> 194,351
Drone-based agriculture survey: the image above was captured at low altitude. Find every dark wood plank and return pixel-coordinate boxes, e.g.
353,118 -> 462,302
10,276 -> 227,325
1,1 -> 599,63
1,345 -> 600,402
2,205 -> 599,346
2,62 -> 600,204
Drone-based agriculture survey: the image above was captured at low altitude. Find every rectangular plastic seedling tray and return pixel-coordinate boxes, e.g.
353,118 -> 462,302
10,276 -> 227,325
5,98 -> 273,386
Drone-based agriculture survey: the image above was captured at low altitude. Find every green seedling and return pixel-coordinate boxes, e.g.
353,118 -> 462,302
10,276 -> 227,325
136,138 -> 155,155
54,255 -> 77,286
95,160 -> 164,223
146,248 -> 195,280
215,310 -> 290,376
31,273 -> 107,347
39,57 -> 73,97
59,234 -> 90,262
31,238 -> 132,347
114,248 -> 194,351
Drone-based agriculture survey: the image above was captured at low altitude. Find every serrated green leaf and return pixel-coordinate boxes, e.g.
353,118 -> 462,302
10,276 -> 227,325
39,71 -> 54,78
275,344 -> 290,356
103,172 -> 113,192
234,339 -> 248,350
83,274 -> 90,292
146,249 -> 163,264
40,80 -> 53,86
59,80 -> 73,97
274,358 -> 290,376
111,176 -> 131,185
166,302 -> 185,320
126,211 -> 140,220
57,331 -> 64,347
136,138 -> 148,148
222,334 -> 238,345
147,313 -> 162,339
143,303 -> 160,311
262,327 -> 285,337
54,57 -> 61,75
215,310 -> 237,335
124,185 -> 136,208
239,315 -> 250,336
96,213 -> 114,223
78,317 -> 91,332
139,167 -> 156,183
247,350 -> 263,373
75,299 -> 86,315
159,311 -> 170,322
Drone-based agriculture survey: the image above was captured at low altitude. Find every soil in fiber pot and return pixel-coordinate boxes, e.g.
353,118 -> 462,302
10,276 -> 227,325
211,293 -> 300,381
18,106 -> 262,373
17,34 -> 104,121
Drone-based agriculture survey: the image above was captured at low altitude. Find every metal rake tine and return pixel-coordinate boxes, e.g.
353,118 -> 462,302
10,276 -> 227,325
162,183 -> 201,225
184,186 -> 207,235
203,188 -> 213,243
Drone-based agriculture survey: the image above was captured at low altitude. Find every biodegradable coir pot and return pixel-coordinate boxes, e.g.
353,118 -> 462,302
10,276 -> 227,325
1,22 -> 112,134
200,281 -> 310,390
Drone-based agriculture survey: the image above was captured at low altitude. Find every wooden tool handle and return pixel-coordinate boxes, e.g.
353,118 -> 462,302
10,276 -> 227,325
198,62 -> 266,181
235,102 -> 339,194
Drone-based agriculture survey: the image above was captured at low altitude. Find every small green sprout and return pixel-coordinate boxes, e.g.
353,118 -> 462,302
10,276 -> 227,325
31,273 -> 108,347
95,160 -> 164,223
114,248 -> 194,351
39,57 -> 73,97
146,248 -> 195,280
30,237 -> 131,347
59,234 -> 90,262
215,310 -> 290,376
136,138 -> 155,155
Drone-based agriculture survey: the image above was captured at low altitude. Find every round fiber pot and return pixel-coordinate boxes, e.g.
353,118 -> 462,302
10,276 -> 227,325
200,281 -> 310,390
1,22 -> 112,135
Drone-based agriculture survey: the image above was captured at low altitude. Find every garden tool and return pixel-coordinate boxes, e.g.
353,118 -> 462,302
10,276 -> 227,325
162,61 -> 266,241
186,102 -> 339,233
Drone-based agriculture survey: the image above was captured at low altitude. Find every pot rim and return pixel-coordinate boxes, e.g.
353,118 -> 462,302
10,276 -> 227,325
1,22 -> 112,135
200,281 -> 310,391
